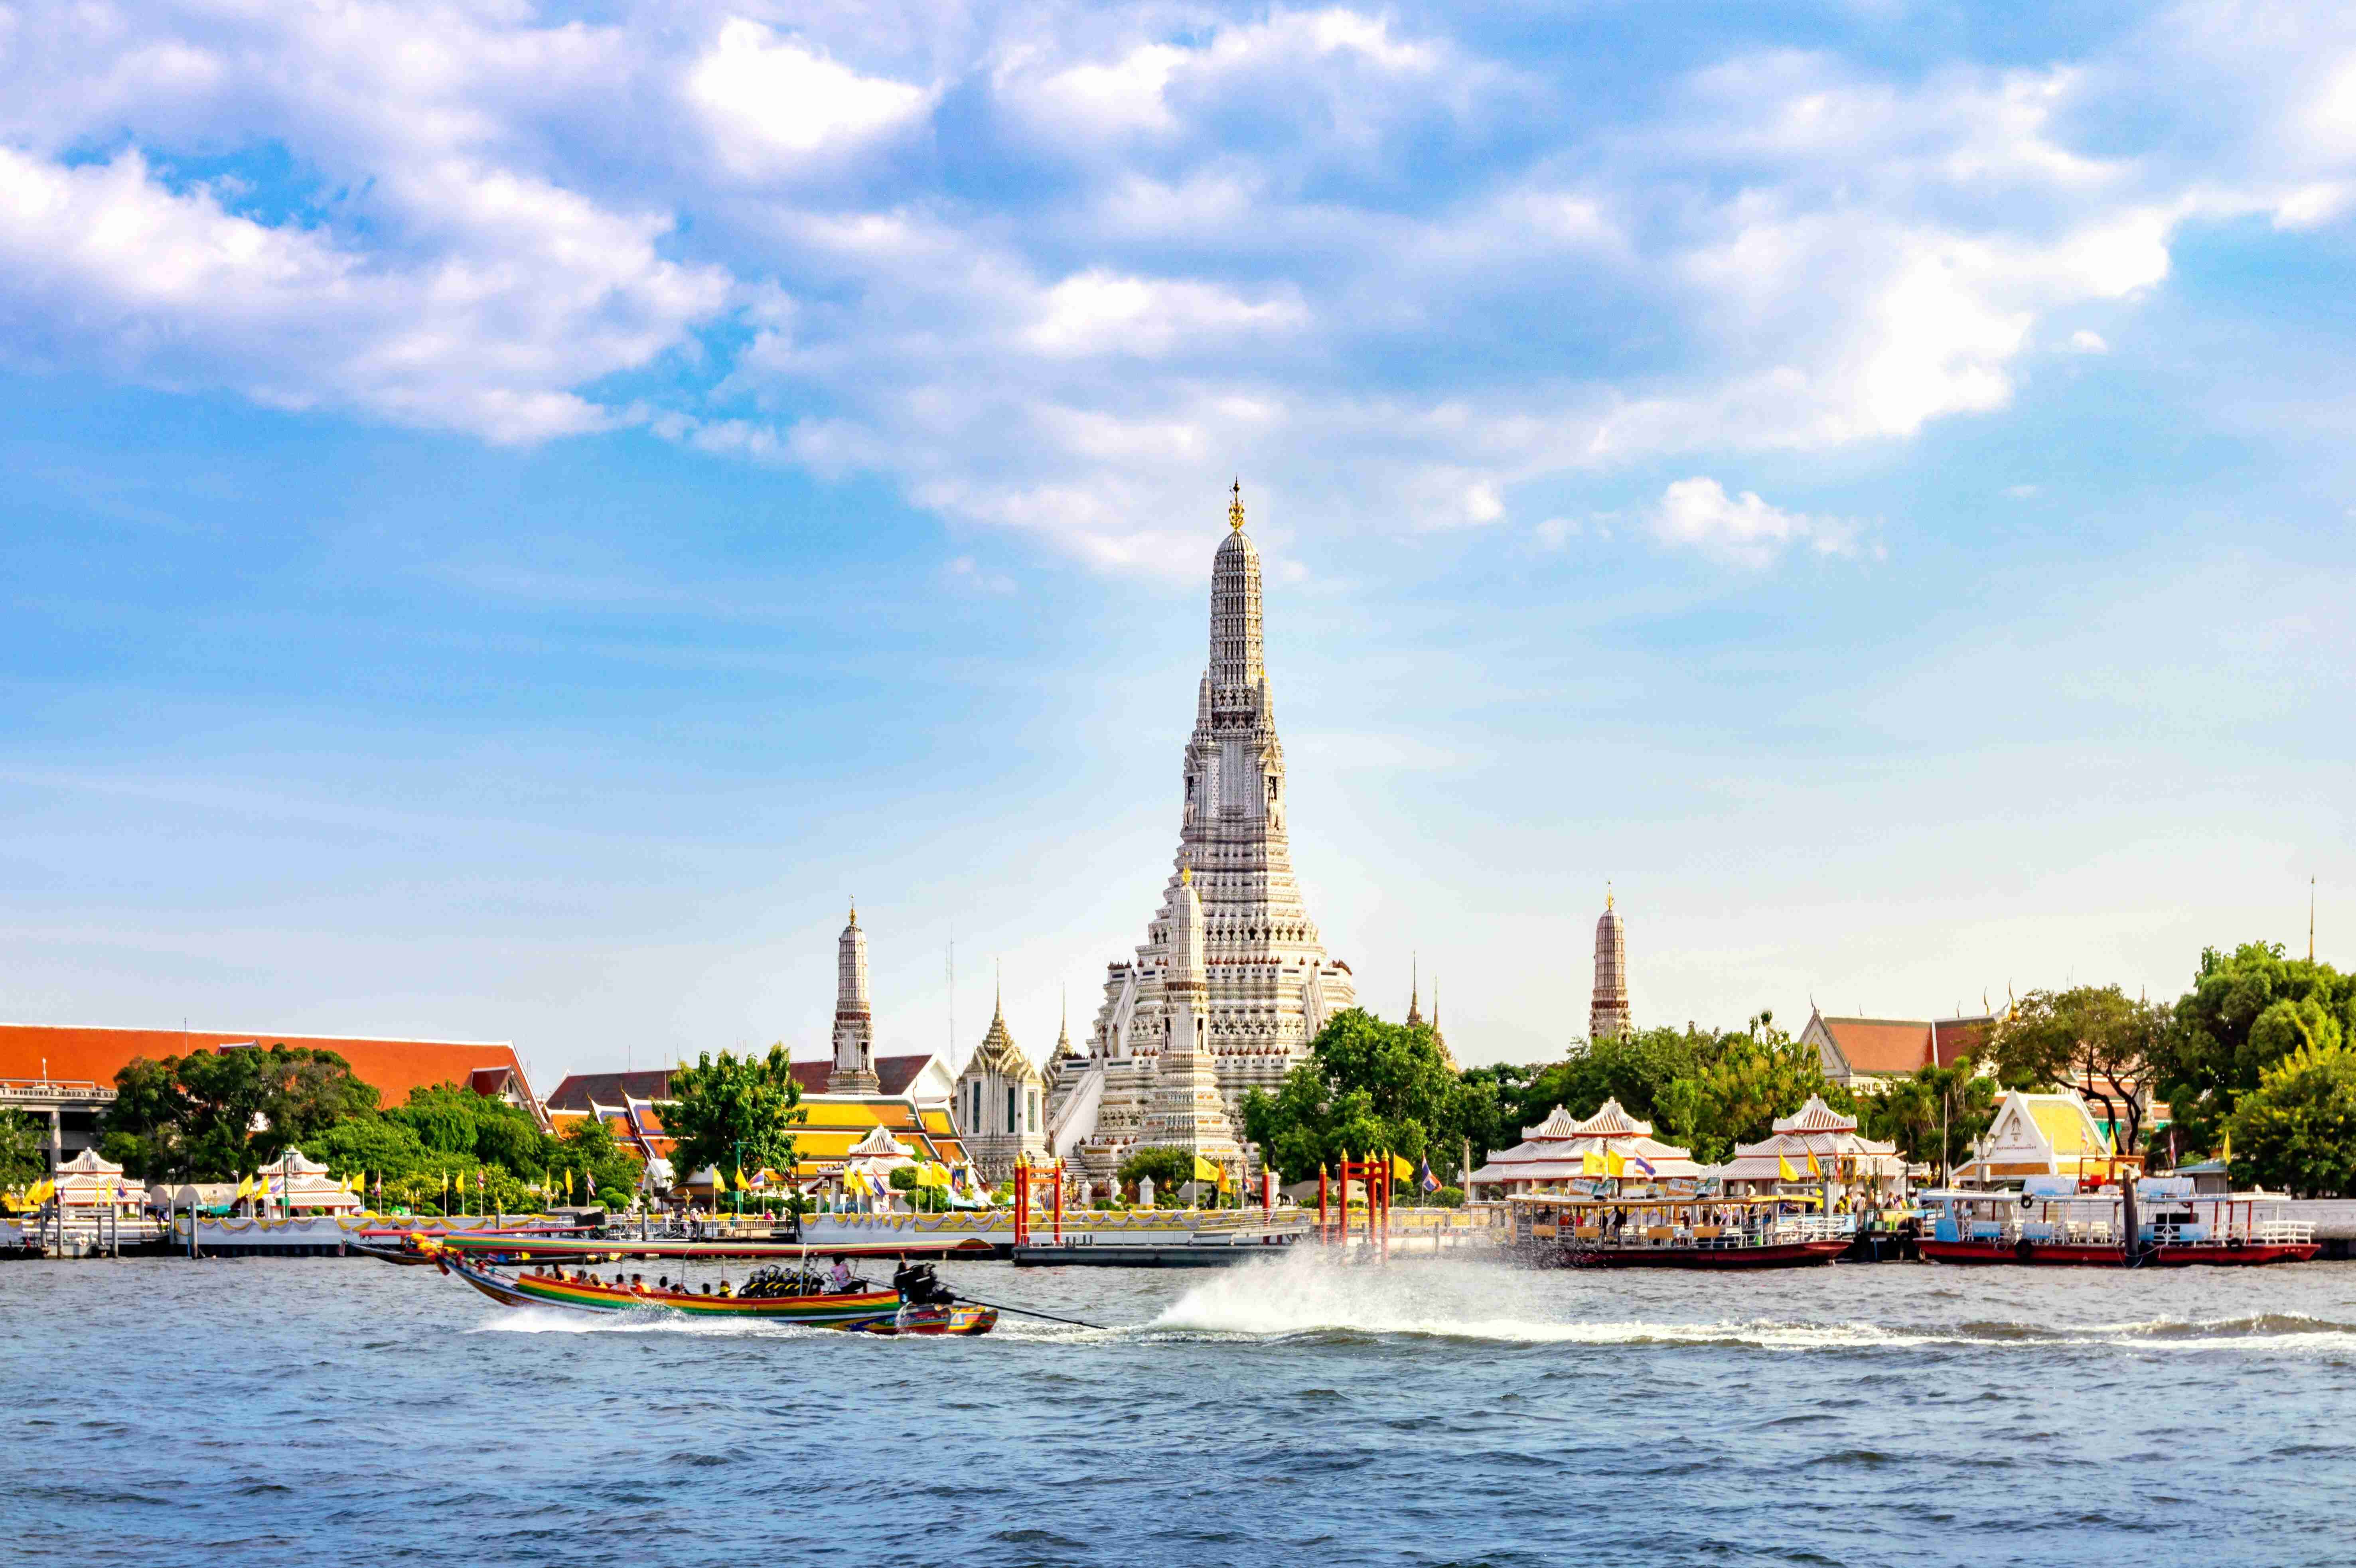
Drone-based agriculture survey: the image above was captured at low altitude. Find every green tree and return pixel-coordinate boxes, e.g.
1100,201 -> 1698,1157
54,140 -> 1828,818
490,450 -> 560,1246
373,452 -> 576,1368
1509,1026 -> 1721,1132
546,1117 -> 647,1207
2224,1041 -> 2356,1196
0,1109 -> 45,1188
1116,1145 -> 1197,1200
102,1046 -> 380,1181
2153,943 -> 2355,1157
1983,985 -> 2165,1154
1655,1014 -> 1847,1164
1859,1061 -> 1995,1178
1239,1008 -> 1451,1181
661,1045 -> 804,1193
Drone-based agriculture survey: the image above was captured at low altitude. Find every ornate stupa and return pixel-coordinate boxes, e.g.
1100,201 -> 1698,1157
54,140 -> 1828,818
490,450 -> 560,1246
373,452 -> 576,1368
829,900 -> 880,1092
1046,483 -> 1357,1185
1589,886 -> 1630,1041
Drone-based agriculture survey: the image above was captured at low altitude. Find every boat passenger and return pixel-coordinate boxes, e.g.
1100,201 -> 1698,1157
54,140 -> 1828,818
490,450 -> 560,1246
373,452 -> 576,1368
717,1280 -> 733,1298
700,1283 -> 712,1294
629,1274 -> 644,1292
828,1256 -> 856,1292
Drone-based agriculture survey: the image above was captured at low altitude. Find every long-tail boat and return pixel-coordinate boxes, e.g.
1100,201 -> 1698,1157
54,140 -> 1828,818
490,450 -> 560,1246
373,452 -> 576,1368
427,1245 -> 998,1334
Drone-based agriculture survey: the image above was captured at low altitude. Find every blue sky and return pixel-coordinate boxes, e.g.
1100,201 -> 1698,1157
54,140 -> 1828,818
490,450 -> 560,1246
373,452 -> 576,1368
3,1 -> 2352,1087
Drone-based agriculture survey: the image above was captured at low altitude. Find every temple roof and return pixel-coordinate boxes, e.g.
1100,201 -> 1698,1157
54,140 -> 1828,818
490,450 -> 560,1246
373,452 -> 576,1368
1572,1098 -> 1651,1137
1773,1095 -> 1859,1135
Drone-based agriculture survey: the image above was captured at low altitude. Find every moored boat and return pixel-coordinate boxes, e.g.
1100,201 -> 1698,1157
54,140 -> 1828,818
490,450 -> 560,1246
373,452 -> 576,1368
1508,1193 -> 1853,1269
1919,1181 -> 2319,1267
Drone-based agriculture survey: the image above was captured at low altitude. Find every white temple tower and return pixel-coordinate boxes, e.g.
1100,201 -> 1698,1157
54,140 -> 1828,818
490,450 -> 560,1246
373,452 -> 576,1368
1590,888 -> 1630,1041
830,900 -> 880,1093
1048,483 -> 1357,1185
952,978 -> 1048,1183
1143,868 -> 1244,1162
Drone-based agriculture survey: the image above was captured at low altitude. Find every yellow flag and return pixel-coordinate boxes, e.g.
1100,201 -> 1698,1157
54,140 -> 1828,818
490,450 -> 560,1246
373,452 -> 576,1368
1192,1156 -> 1221,1183
1805,1150 -> 1821,1177
1604,1145 -> 1626,1178
1582,1147 -> 1604,1177
1390,1154 -> 1414,1182
2220,1129 -> 2232,1166
1778,1155 -> 1799,1181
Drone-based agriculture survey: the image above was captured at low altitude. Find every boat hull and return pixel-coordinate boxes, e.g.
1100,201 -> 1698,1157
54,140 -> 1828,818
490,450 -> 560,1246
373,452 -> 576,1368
440,1254 -> 906,1327
1560,1238 -> 1851,1270
2150,1241 -> 2320,1266
1924,1239 -> 2321,1267
856,1304 -> 1000,1336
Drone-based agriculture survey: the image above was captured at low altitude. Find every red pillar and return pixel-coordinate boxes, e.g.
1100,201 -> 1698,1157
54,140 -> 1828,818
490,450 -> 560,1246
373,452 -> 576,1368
1053,1160 -> 1065,1246
1318,1165 -> 1329,1243
1012,1162 -> 1029,1249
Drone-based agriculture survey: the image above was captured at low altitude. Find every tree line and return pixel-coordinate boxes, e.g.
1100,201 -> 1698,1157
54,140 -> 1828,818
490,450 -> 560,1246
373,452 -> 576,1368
1231,937 -> 2356,1199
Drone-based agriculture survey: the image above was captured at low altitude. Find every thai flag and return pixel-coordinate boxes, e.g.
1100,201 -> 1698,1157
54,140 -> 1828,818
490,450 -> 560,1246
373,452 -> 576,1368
1419,1158 -> 1441,1193
1629,1154 -> 1657,1177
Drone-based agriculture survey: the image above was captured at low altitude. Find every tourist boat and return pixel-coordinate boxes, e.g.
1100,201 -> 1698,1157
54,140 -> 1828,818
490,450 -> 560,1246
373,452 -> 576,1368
1506,1193 -> 1853,1269
1918,1184 -> 2319,1267
424,1229 -> 995,1265
428,1247 -> 998,1333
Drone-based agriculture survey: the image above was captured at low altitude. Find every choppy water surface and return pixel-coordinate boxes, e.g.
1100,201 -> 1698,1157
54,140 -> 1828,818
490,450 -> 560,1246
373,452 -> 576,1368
6,1253 -> 2355,1566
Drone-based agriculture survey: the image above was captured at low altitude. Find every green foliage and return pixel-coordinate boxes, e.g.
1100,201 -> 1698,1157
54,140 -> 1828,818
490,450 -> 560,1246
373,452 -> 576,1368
1983,985 -> 2166,1154
661,1044 -> 804,1190
1116,1145 -> 1196,1195
2153,943 -> 2356,1156
1654,1015 -> 1849,1164
102,1046 -> 381,1181
1430,1185 -> 1465,1209
1239,1008 -> 1487,1182
1859,1062 -> 1995,1176
2224,1041 -> 2356,1196
1506,1026 -> 1721,1132
885,1165 -> 947,1211
0,1109 -> 45,1187
547,1117 -> 645,1207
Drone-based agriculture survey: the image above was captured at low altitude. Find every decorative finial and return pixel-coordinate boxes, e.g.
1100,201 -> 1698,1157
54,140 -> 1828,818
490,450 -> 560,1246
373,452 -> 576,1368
847,896 -> 857,928
1606,880 -> 1614,911
1181,864 -> 1193,886
1229,478 -> 1246,532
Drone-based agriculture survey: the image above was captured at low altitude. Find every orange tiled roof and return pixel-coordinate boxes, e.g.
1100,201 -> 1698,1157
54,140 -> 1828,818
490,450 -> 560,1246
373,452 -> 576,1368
1818,1018 -> 1934,1074
0,1023 -> 533,1108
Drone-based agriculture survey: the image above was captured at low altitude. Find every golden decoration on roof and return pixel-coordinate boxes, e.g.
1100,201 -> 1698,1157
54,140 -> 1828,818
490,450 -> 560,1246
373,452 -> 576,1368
1228,478 -> 1246,531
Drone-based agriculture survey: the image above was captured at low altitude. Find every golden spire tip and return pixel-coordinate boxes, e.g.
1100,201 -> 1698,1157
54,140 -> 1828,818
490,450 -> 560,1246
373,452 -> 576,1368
1228,479 -> 1246,532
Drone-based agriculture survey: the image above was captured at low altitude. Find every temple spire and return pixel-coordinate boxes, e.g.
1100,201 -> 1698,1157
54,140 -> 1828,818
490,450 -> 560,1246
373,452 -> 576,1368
1406,952 -> 1423,1026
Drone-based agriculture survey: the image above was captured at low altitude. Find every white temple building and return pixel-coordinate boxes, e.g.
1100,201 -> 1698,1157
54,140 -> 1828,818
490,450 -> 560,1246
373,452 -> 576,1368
1046,485 -> 1358,1185
953,982 -> 1049,1184
1590,888 -> 1630,1041
829,900 -> 880,1093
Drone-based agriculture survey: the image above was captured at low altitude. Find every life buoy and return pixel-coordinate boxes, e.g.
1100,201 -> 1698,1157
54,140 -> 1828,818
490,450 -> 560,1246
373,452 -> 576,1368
2015,1239 -> 2036,1263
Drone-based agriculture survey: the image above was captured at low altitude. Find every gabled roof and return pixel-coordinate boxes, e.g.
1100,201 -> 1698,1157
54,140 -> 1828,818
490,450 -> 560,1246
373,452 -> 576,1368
1774,1095 -> 1858,1135
1811,1016 -> 1934,1075
1523,1105 -> 1581,1140
546,1069 -> 674,1111
1572,1099 -> 1652,1137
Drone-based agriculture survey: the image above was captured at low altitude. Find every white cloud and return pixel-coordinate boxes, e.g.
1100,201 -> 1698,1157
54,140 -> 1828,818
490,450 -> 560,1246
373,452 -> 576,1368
0,146 -> 726,440
1652,478 -> 1871,568
2068,329 -> 2109,353
688,20 -> 931,175
6,2 -> 2356,555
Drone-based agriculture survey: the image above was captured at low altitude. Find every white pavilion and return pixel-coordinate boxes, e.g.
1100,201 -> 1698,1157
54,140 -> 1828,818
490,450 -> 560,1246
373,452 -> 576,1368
1712,1095 -> 1906,1198
1463,1099 -> 1703,1197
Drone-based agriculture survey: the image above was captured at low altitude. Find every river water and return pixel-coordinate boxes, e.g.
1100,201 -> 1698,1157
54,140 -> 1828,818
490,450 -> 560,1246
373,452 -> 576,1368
6,1252 -> 2354,1566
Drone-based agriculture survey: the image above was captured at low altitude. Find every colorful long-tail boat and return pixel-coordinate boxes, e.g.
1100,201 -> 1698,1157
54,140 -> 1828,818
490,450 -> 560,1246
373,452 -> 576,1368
427,1245 -> 998,1335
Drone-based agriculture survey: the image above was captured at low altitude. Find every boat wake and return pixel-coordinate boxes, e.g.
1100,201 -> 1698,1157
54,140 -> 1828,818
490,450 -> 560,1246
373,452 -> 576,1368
470,1306 -> 831,1339
1146,1257 -> 2356,1353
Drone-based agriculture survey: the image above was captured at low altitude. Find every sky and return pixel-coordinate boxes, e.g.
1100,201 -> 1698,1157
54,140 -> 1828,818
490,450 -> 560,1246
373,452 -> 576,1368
3,1 -> 2353,1091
